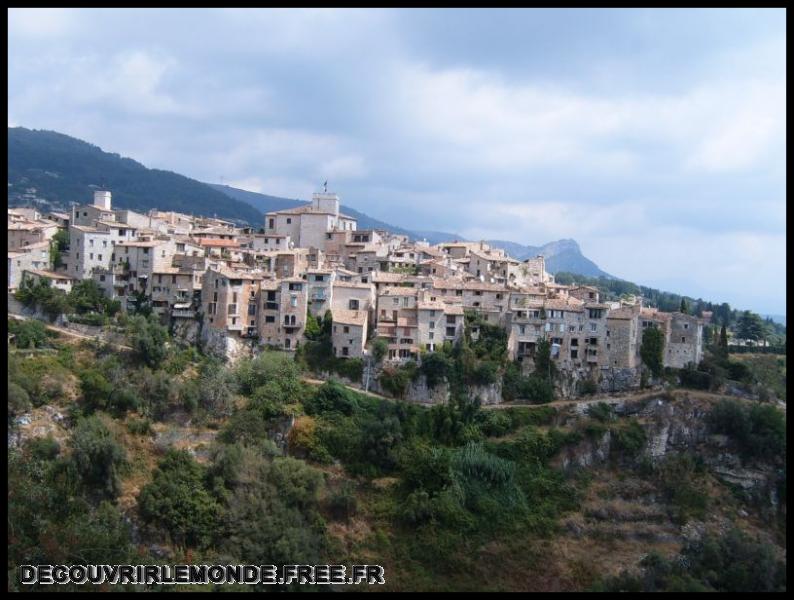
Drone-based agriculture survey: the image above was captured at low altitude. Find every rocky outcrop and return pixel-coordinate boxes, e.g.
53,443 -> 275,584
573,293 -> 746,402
171,319 -> 201,345
199,327 -> 255,363
554,392 -> 784,512
554,366 -> 643,399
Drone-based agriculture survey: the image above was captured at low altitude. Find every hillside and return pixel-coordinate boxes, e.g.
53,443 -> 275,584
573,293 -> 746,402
8,127 -> 263,225
8,315 -> 787,592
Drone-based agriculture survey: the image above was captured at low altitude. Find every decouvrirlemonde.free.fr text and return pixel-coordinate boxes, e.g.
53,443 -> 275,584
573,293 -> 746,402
20,564 -> 386,586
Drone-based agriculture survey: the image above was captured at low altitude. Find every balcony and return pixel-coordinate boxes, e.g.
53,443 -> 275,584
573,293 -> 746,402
171,309 -> 196,319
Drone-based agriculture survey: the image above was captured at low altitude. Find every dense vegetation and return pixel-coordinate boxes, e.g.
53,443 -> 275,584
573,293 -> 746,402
7,312 -> 787,591
595,528 -> 786,592
15,277 -> 121,322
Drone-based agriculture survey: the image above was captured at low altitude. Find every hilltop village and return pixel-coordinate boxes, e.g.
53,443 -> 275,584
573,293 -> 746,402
8,188 -> 705,394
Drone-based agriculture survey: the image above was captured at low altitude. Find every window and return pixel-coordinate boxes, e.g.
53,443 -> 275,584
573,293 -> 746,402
248,303 -> 256,316
571,349 -> 578,359
590,323 -> 597,332
681,336 -> 686,343
89,239 -> 94,247
559,323 -> 564,333
571,338 -> 578,347
98,254 -> 102,261
268,218 -> 274,229
519,325 -> 525,334
429,321 -> 435,329
288,282 -> 302,291
343,326 -> 350,334
684,323 -> 689,329
349,299 -> 359,310
429,332 -> 434,340
291,295 -> 297,307
265,315 -> 275,323
228,304 -> 237,315
342,347 -> 349,356
286,218 -> 292,224
446,327 -> 456,337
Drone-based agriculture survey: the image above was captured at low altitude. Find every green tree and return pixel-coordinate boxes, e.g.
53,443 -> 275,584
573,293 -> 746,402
79,368 -> 114,413
69,415 -> 127,498
535,337 -> 556,381
49,228 -> 69,269
640,326 -> 665,378
680,298 -> 688,314
8,318 -> 50,348
138,449 -> 221,548
372,337 -> 388,363
127,314 -> 169,368
719,324 -> 729,355
736,311 -> 768,345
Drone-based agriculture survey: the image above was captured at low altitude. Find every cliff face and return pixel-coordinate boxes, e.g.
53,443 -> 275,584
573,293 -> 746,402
552,392 -> 784,511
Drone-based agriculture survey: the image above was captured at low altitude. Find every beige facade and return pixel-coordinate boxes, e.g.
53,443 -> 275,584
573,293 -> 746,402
332,309 -> 368,358
8,242 -> 51,290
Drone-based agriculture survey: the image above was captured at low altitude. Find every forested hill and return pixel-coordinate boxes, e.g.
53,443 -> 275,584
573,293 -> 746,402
7,127 -> 263,225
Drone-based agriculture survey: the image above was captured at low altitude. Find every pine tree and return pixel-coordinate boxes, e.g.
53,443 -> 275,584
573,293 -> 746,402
719,324 -> 729,356
679,298 -> 688,314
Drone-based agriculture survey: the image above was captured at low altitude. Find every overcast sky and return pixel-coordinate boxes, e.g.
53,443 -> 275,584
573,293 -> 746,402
8,8 -> 787,314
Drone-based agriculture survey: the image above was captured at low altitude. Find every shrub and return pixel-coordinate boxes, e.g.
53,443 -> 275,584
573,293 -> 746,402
69,415 -> 127,499
708,400 -> 785,462
611,421 -> 647,457
304,381 -> 358,416
288,416 -> 333,464
371,338 -> 388,363
138,449 -> 221,548
378,362 -> 417,398
579,378 -> 598,396
127,417 -> 152,436
8,318 -> 50,348
679,364 -> 713,390
420,351 -> 451,388
334,357 -> 363,382
327,484 -> 358,522
126,314 -> 169,368
587,402 -> 614,423
26,436 -> 61,461
79,369 -> 114,413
